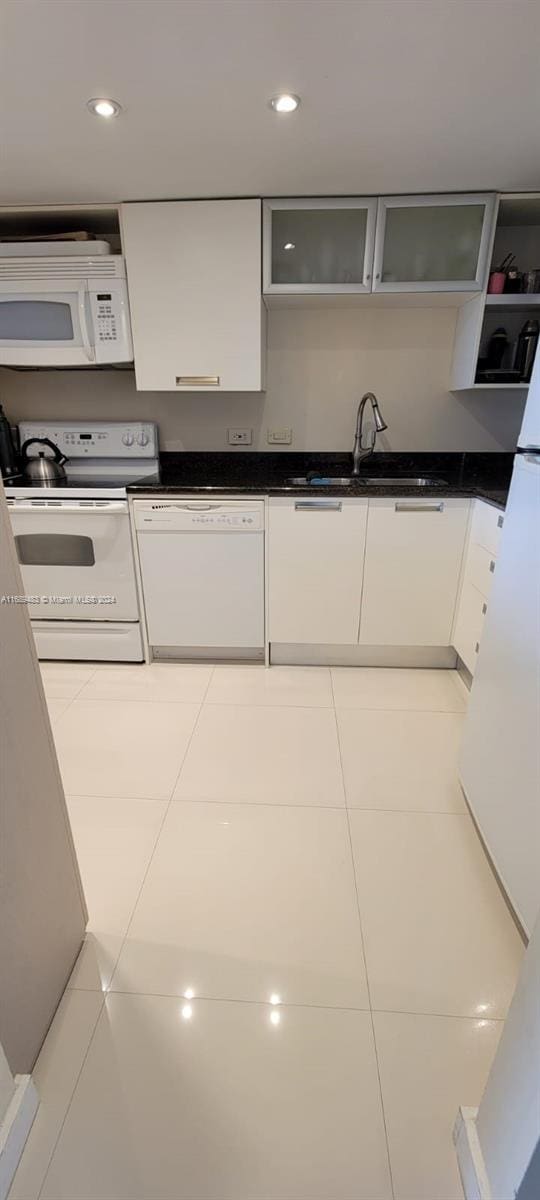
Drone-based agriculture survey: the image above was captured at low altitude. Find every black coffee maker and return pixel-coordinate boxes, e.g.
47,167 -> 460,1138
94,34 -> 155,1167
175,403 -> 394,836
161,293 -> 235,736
0,404 -> 19,481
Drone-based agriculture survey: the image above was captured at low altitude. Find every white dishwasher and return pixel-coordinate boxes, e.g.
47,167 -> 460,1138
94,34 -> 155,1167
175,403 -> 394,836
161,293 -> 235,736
133,499 -> 265,660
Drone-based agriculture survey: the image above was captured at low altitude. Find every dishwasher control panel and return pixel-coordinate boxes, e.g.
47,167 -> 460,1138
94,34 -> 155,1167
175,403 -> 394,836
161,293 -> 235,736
133,500 -> 265,532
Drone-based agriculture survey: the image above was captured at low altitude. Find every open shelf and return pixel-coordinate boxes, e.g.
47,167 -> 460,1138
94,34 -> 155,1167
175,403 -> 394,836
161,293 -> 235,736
485,293 -> 540,308
453,382 -> 529,392
451,193 -> 540,391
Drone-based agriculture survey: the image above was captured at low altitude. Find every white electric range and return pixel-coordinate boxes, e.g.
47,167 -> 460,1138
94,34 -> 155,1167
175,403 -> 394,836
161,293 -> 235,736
5,421 -> 159,661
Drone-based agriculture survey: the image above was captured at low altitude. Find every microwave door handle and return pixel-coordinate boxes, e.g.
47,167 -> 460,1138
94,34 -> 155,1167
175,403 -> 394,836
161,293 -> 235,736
78,285 -> 95,362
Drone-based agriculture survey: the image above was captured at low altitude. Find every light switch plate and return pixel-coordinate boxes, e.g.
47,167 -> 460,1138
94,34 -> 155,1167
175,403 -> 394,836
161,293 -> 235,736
268,428 -> 292,445
228,428 -> 252,445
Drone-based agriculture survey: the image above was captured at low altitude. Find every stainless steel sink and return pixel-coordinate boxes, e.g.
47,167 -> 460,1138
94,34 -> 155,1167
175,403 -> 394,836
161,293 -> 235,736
358,476 -> 448,486
286,476 -> 355,486
286,475 -> 448,487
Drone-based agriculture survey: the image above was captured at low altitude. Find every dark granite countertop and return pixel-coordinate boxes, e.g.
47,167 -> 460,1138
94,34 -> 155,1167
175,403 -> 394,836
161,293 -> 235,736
127,451 -> 513,510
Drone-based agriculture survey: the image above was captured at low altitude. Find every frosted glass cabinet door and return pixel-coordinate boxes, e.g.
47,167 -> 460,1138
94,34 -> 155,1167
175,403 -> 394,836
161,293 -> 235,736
373,194 -> 496,292
263,199 -> 377,293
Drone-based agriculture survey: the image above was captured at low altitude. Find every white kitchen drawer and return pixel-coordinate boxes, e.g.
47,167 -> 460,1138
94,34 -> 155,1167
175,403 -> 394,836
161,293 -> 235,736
452,582 -> 487,675
359,497 -> 470,646
467,540 -> 497,600
471,500 -> 504,557
268,497 -> 368,644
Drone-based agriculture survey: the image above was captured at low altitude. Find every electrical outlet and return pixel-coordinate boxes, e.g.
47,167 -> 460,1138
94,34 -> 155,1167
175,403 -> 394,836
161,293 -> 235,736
227,428 -> 252,445
267,428 -> 292,445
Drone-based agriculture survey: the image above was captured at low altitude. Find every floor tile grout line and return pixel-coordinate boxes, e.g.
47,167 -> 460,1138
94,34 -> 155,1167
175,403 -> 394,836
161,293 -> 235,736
329,670 -> 397,1200
59,792 -> 473,817
105,666 -> 216,994
35,993 -> 106,1200
69,987 -> 506,1023
42,664 -> 100,721
334,704 -> 466,714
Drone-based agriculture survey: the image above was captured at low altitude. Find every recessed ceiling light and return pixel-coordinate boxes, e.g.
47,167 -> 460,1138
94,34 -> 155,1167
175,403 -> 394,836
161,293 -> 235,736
87,97 -> 122,118
269,93 -> 300,113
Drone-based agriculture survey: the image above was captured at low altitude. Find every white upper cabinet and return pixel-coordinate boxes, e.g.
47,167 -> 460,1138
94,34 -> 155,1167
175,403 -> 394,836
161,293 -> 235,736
359,497 -> 470,646
121,199 -> 265,391
263,199 -> 377,295
372,194 -> 496,292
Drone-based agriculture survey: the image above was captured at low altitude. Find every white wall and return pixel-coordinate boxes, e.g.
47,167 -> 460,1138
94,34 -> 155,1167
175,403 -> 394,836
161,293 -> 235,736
0,308 -> 525,452
0,1045 -> 15,1123
476,913 -> 540,1200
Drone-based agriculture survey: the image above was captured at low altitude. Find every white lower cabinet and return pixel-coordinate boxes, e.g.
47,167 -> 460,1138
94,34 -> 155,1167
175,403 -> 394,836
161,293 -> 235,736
359,497 -> 470,646
452,499 -> 504,675
453,581 -> 487,673
268,497 -> 368,644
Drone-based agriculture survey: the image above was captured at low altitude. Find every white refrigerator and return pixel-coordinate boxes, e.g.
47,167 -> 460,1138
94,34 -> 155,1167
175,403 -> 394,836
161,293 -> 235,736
460,352 -> 540,937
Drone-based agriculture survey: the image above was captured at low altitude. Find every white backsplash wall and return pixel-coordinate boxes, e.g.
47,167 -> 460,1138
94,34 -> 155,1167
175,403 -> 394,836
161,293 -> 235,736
0,307 -> 525,452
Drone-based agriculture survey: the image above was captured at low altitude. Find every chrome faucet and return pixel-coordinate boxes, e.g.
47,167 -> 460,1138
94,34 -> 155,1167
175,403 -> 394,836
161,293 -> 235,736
352,392 -> 388,476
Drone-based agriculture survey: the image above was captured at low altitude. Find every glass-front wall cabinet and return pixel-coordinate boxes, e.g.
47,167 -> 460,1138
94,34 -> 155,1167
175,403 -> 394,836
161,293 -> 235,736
263,194 -> 496,296
372,194 -> 496,292
264,199 -> 377,293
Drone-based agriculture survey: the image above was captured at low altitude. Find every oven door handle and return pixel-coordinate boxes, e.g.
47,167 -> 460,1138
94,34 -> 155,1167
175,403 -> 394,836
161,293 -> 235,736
8,501 -> 128,514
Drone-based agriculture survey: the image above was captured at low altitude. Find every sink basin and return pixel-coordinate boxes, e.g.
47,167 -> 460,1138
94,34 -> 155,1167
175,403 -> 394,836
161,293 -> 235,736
286,476 -> 355,486
358,476 -> 448,487
286,475 -> 448,488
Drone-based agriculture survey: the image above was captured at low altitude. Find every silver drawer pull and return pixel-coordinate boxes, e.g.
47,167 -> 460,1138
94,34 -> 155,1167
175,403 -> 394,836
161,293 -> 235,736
294,500 -> 343,511
489,560 -> 496,573
482,602 -> 487,615
497,514 -> 504,528
394,502 -> 444,513
176,375 -> 220,386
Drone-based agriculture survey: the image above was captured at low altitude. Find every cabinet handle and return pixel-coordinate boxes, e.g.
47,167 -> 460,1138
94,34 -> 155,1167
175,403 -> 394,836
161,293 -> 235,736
176,375 -> 220,387
394,502 -> 444,513
475,641 -> 480,653
294,500 -> 343,511
482,602 -> 487,615
497,514 -> 504,528
489,560 -> 496,573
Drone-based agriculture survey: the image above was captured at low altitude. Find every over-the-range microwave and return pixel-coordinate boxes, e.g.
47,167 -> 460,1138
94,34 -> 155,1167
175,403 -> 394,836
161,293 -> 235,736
0,255 -> 133,366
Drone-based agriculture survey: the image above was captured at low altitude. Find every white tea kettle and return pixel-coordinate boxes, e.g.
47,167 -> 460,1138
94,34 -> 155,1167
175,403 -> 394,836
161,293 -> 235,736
20,437 -> 69,484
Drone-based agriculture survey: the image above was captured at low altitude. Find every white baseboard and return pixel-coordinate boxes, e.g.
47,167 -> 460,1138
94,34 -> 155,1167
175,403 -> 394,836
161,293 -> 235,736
0,1075 -> 39,1200
454,1107 -> 492,1200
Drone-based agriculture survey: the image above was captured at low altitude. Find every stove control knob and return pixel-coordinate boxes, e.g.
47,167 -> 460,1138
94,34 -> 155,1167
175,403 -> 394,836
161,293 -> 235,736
122,432 -> 134,446
137,431 -> 149,447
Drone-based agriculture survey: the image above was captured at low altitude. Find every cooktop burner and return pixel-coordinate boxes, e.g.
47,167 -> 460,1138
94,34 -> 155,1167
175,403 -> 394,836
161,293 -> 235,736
5,471 -> 159,490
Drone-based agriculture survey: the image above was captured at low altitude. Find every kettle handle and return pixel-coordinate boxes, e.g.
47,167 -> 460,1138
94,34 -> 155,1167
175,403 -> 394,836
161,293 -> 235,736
20,437 -> 69,466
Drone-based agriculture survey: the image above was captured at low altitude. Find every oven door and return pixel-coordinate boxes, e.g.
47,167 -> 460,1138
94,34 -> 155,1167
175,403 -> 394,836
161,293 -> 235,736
7,499 -> 139,620
0,279 -> 96,366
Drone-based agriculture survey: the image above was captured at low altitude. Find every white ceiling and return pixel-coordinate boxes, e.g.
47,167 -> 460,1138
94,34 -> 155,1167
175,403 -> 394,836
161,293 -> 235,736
2,0 -> 540,205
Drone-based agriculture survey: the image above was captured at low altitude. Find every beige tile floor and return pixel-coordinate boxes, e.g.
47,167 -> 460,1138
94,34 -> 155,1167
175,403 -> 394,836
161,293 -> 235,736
10,663 -> 524,1200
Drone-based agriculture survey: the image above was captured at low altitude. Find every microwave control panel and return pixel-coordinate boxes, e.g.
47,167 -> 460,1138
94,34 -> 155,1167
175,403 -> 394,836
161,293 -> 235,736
88,281 -> 133,363
94,293 -> 118,343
